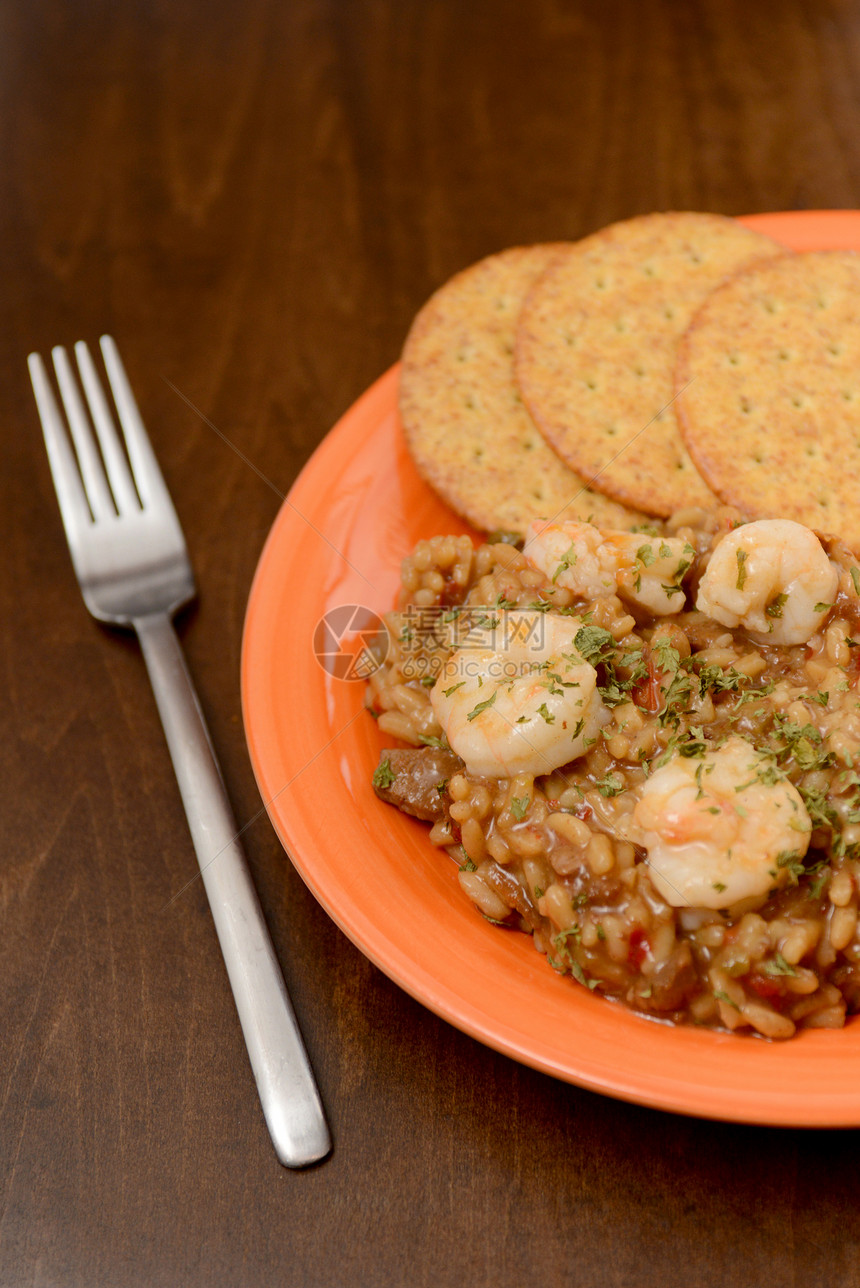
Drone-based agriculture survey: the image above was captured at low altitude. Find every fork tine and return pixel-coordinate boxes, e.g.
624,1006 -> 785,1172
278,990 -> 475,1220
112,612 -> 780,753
28,352 -> 93,544
51,346 -> 116,521
99,335 -> 170,511
74,341 -> 141,514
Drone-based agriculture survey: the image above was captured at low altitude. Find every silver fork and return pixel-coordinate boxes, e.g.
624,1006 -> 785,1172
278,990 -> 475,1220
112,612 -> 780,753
29,336 -> 331,1168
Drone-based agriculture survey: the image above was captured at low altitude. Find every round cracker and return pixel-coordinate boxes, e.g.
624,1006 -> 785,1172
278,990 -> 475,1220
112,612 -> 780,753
515,212 -> 784,517
676,249 -> 860,551
399,244 -> 647,535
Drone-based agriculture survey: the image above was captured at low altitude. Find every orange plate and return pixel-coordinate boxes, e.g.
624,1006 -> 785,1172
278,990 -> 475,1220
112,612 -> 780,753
242,211 -> 860,1125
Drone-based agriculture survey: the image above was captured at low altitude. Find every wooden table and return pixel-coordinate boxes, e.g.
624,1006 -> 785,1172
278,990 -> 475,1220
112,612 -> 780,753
4,1 -> 860,1283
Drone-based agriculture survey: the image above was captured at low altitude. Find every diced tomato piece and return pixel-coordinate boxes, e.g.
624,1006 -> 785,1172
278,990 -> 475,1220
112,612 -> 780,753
632,651 -> 665,713
575,803 -> 593,821
749,974 -> 782,1000
628,927 -> 649,970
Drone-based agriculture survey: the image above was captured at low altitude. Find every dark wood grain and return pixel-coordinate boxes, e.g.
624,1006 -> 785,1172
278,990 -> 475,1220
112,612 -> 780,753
4,0 -> 860,1283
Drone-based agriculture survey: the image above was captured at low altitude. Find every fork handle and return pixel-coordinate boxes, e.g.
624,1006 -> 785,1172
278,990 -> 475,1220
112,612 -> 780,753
133,611 -> 331,1168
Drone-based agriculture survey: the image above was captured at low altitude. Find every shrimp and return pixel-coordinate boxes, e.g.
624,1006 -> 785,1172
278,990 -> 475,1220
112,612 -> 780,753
632,736 -> 812,910
523,519 -> 693,616
696,518 -> 838,646
430,610 -> 609,777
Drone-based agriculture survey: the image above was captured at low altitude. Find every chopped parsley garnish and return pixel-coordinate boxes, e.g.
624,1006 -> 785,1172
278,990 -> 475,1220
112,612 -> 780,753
672,543 -> 696,583
596,771 -> 625,797
714,989 -> 740,1011
799,781 -> 839,832
510,796 -> 530,820
553,926 -> 581,945
372,757 -> 396,790
765,592 -> 788,619
537,702 -> 555,724
680,726 -> 708,757
418,733 -> 451,750
486,529 -> 524,548
852,567 -> 860,595
652,646 -> 697,727
543,669 -> 578,690
653,727 -> 707,768
651,639 -> 681,675
808,869 -> 830,900
570,961 -> 599,990
736,548 -> 748,590
726,686 -> 773,718
776,850 -> 806,882
695,662 -> 744,696
769,715 -> 832,773
442,680 -> 465,697
552,541 -> 578,583
573,624 -> 615,664
573,625 -> 649,709
763,952 -> 797,977
466,692 -> 497,722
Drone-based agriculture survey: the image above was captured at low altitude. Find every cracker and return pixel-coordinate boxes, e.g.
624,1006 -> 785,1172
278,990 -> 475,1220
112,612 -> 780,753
515,212 -> 784,516
676,249 -> 860,551
399,244 -> 647,535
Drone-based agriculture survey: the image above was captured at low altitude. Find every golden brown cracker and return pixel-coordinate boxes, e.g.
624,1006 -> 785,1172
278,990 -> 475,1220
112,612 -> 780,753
676,249 -> 860,551
515,212 -> 785,517
399,244 -> 647,535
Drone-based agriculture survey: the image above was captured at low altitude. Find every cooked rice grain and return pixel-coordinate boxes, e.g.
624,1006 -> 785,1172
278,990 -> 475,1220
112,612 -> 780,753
368,519 -> 860,1038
